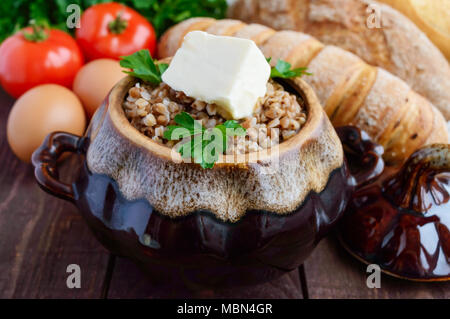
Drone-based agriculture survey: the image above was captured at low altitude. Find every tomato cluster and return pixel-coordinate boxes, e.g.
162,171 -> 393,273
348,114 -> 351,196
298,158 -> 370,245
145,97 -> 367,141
0,3 -> 157,98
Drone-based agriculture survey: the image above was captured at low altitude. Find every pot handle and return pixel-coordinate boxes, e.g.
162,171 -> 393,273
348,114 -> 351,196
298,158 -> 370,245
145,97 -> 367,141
336,126 -> 385,187
31,132 -> 87,203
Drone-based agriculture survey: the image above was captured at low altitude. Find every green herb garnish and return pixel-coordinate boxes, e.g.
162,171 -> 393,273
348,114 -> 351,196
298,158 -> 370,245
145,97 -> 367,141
267,57 -> 312,79
164,112 -> 246,169
120,49 -> 168,85
0,0 -> 227,43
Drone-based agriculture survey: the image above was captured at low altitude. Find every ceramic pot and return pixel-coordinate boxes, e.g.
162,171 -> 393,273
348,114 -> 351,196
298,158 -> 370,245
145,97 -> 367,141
32,77 -> 383,288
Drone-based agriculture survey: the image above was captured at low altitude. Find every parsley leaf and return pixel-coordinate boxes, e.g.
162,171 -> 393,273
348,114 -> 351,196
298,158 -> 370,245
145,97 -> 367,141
164,112 -> 246,169
146,0 -> 228,36
214,120 -> 246,152
267,57 -> 312,79
120,49 -> 168,85
173,112 -> 197,131
157,63 -> 169,75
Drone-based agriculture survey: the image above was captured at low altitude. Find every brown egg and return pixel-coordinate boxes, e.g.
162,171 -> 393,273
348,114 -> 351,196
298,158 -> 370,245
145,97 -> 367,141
73,58 -> 126,117
7,84 -> 86,163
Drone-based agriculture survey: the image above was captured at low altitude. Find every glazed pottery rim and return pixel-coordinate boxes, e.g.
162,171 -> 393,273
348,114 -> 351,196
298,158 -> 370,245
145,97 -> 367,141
338,233 -> 450,282
106,75 -> 323,166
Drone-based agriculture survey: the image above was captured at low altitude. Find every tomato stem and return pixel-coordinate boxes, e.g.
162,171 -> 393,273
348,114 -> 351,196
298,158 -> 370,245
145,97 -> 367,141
108,12 -> 128,35
23,20 -> 48,42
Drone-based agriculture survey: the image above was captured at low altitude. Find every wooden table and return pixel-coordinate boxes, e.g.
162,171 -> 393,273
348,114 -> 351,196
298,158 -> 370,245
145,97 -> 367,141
1,88 -> 449,299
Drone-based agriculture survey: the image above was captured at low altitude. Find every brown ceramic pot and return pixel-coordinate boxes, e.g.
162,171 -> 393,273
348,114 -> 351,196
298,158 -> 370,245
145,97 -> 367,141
32,76 -> 382,288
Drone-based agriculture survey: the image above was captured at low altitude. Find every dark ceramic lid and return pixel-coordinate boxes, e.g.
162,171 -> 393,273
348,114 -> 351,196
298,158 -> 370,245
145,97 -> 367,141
339,144 -> 450,281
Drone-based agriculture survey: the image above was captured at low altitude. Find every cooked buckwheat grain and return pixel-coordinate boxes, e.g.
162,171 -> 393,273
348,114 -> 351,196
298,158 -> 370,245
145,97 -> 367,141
123,79 -> 307,155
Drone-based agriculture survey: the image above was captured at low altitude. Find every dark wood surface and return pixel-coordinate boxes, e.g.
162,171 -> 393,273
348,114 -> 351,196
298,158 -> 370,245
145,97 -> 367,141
0,88 -> 449,299
305,236 -> 450,299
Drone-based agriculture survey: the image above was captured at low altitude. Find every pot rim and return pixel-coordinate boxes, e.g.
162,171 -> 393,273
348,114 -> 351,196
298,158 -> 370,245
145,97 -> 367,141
106,75 -> 324,167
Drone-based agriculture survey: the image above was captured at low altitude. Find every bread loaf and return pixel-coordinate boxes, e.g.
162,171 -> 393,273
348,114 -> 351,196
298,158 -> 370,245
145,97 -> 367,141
227,0 -> 450,121
377,0 -> 450,62
158,18 -> 448,164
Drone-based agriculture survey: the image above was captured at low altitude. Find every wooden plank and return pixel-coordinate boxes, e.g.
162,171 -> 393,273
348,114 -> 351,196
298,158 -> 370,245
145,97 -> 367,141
106,256 -> 303,299
304,236 -> 450,299
0,89 -> 110,298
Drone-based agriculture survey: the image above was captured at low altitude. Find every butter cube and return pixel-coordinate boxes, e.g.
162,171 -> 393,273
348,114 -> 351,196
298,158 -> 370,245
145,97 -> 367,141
161,31 -> 270,120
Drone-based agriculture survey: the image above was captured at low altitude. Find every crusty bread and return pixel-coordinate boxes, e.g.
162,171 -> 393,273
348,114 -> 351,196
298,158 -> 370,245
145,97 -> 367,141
158,17 -> 448,164
378,0 -> 450,61
157,17 -> 216,60
233,23 -> 276,45
227,0 -> 450,121
204,18 -> 246,36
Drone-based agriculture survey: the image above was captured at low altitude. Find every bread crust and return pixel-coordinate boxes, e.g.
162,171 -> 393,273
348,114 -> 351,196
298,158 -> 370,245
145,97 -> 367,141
157,17 -> 449,164
205,19 -> 246,36
233,23 -> 276,45
260,31 -> 324,69
228,0 -> 450,120
378,0 -> 450,62
157,17 -> 216,58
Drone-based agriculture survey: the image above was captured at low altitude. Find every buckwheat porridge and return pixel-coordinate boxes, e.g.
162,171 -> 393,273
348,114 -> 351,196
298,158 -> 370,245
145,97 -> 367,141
123,79 -> 307,155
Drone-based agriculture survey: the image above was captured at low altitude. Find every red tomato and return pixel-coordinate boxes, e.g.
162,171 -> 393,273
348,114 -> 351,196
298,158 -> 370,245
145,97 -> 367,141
0,26 -> 84,98
76,2 -> 157,61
